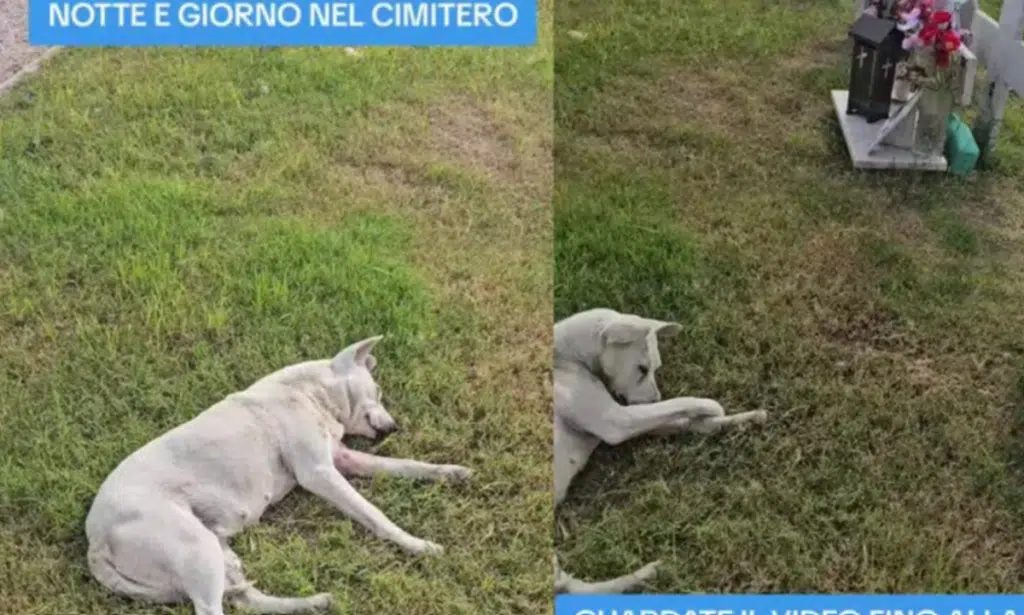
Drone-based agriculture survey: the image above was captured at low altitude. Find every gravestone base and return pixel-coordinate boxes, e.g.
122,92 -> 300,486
832,90 -> 947,171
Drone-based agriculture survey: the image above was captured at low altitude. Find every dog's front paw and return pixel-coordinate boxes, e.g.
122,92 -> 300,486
634,560 -> 661,582
309,593 -> 333,611
436,464 -> 473,482
752,410 -> 768,424
406,539 -> 444,556
689,419 -> 724,435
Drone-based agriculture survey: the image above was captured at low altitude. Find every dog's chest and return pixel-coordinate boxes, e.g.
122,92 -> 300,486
553,417 -> 601,507
554,420 -> 600,469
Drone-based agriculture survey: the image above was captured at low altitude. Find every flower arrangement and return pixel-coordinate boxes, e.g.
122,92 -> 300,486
890,0 -> 971,90
869,0 -> 974,154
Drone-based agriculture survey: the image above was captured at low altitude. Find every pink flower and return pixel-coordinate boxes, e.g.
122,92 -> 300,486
898,7 -> 922,31
902,34 -> 922,50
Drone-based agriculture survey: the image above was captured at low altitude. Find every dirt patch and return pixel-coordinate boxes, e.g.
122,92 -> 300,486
973,179 -> 1024,240
0,0 -> 54,93
606,68 -> 740,135
428,97 -> 524,185
558,67 -> 744,176
784,227 -> 906,353
779,36 -> 846,74
581,58 -> 839,155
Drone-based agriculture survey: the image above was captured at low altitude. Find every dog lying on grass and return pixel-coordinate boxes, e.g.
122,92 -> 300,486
85,336 -> 472,615
553,308 -> 767,594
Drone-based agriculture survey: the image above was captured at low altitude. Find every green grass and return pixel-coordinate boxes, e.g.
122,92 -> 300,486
0,17 -> 552,615
555,0 -> 1024,593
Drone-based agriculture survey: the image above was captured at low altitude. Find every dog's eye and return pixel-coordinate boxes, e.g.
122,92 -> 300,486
638,365 -> 650,378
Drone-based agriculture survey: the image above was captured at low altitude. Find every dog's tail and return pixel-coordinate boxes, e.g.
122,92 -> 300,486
87,541 -> 178,604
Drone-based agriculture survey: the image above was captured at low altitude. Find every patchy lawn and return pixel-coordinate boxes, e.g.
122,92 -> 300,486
0,25 -> 552,615
555,0 -> 1024,593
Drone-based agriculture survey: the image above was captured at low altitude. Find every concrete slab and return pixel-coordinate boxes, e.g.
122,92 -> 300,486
832,89 -> 948,172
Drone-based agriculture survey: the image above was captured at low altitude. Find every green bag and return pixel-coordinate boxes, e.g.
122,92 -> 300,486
945,113 -> 979,176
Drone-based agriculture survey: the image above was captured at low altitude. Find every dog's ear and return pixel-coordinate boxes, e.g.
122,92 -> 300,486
331,335 -> 384,371
600,318 -> 648,346
648,320 -> 682,339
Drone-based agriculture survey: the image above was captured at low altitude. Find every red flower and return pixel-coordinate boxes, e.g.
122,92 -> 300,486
918,23 -> 940,44
930,10 -> 953,32
917,12 -> 949,44
934,29 -> 961,68
939,30 -> 961,52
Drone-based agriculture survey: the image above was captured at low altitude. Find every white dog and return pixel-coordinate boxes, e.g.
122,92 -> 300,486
553,308 -> 767,594
85,336 -> 472,615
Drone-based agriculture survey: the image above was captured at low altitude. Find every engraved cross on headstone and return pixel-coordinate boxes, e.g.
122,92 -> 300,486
857,49 -> 869,69
882,59 -> 893,79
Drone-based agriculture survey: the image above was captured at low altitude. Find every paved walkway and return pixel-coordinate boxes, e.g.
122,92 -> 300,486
0,0 -> 53,94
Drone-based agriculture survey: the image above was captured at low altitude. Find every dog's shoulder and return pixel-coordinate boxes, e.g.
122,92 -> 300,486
554,359 -> 615,426
192,358 -> 344,452
233,382 -> 338,433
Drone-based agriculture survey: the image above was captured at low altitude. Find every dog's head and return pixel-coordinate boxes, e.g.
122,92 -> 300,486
325,335 -> 398,440
597,314 -> 682,405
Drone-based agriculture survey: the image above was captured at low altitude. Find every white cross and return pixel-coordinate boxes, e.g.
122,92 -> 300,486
882,59 -> 893,79
857,49 -> 869,70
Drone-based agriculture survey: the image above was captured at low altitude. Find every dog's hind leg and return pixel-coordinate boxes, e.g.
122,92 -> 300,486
222,545 -> 332,614
230,587 -> 333,614
555,556 -> 660,594
174,523 -> 230,615
98,507 -> 229,615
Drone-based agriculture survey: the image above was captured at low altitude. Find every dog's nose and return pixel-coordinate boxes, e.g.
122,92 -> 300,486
379,422 -> 399,436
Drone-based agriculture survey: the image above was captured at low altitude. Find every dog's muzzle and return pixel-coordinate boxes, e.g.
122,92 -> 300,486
374,423 -> 399,440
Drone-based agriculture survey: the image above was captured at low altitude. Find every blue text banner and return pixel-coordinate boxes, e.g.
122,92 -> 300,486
556,594 -> 1022,615
28,0 -> 538,46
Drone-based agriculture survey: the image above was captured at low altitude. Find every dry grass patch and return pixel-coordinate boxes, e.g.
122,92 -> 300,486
429,97 -> 521,183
